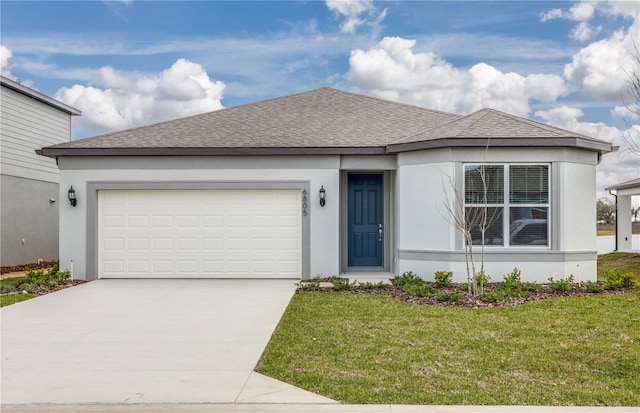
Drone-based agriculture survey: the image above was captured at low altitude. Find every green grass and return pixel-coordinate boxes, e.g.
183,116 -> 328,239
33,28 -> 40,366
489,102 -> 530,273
598,253 -> 640,282
0,293 -> 38,307
257,292 -> 640,405
597,231 -> 615,236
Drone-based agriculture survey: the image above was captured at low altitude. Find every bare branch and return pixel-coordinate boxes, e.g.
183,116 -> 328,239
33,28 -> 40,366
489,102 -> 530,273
621,40 -> 640,154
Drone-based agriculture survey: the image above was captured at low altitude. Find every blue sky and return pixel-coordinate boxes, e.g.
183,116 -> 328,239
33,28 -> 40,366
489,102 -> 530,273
1,0 -> 639,198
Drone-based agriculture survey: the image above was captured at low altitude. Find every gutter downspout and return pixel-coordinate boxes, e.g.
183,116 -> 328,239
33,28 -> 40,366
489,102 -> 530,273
609,189 -> 618,252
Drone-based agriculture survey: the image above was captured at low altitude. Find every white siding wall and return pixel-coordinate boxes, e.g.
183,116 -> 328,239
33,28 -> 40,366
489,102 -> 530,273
0,86 -> 71,183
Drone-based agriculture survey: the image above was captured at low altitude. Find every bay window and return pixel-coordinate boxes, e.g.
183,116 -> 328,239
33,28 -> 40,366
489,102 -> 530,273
464,164 -> 549,247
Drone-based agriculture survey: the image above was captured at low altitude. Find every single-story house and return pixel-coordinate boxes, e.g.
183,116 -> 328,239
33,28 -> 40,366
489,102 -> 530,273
39,88 -> 613,282
605,177 -> 640,252
1,75 -> 81,266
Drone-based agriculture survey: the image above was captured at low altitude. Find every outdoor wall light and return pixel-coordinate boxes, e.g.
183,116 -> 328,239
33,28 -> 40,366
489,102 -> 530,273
319,185 -> 326,207
68,186 -> 77,207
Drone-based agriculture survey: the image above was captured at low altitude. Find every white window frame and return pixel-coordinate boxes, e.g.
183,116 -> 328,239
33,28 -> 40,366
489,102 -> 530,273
463,163 -> 551,249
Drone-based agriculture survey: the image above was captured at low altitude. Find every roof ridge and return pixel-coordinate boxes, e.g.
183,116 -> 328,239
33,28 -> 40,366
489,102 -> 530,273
389,108 -> 489,145
328,87 -> 461,117
451,108 -> 492,138
388,112 -> 466,144
481,107 -> 608,141
482,108 -> 565,137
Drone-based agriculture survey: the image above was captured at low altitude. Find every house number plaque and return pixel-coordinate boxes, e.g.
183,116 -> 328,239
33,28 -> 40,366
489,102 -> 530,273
302,189 -> 308,216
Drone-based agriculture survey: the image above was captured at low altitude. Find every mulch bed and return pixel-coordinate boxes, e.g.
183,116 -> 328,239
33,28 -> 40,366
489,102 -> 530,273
297,282 -> 638,308
0,260 -> 58,275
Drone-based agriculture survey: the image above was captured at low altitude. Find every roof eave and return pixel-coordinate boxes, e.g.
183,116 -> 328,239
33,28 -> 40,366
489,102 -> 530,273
386,137 -> 614,154
38,146 -> 387,158
1,75 -> 82,116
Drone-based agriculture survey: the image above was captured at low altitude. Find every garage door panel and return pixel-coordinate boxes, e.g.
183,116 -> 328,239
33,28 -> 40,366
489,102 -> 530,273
99,189 -> 301,279
103,215 -> 124,229
127,260 -> 149,274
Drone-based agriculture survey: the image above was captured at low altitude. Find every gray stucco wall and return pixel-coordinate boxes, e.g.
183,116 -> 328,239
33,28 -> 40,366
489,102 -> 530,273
0,175 -> 59,266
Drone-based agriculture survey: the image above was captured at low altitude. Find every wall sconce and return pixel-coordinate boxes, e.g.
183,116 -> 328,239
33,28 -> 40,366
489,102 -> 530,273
319,185 -> 326,207
68,186 -> 77,207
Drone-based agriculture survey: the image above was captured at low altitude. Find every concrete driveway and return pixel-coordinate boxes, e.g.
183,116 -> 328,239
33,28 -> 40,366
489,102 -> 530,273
1,279 -> 335,405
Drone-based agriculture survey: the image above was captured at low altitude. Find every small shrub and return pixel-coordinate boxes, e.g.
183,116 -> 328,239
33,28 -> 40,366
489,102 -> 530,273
585,281 -> 604,293
480,289 -> 512,303
474,271 -> 491,289
359,281 -> 389,289
434,271 -> 453,288
502,268 -> 522,291
331,278 -> 355,291
604,270 -> 639,290
435,291 -> 463,302
392,271 -> 424,287
1,283 -> 17,294
454,284 -> 469,293
17,283 -> 39,294
402,283 -> 434,297
548,275 -> 574,293
523,281 -> 539,292
297,281 -> 320,291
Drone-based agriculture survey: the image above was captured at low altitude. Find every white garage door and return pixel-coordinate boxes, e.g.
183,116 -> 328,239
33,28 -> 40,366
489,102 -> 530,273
98,189 -> 301,279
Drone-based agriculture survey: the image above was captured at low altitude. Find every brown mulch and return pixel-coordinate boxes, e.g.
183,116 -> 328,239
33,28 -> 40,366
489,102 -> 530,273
297,282 -> 638,308
0,260 -> 57,275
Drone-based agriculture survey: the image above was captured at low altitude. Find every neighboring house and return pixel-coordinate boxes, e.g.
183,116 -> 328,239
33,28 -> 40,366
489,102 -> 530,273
606,177 -> 640,252
0,75 -> 81,266
39,88 -> 612,282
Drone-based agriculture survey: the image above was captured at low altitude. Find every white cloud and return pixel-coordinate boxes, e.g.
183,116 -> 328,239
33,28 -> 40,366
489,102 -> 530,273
569,2 -> 595,21
535,106 -> 640,198
325,0 -> 386,34
540,8 -> 563,22
1,45 -> 13,78
347,36 -> 566,117
564,25 -> 638,101
540,1 -> 595,23
55,58 -> 225,136
570,22 -> 602,42
539,1 -> 611,42
612,105 -> 640,120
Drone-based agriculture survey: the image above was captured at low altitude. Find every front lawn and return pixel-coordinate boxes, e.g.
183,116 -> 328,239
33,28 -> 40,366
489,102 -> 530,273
0,293 -> 38,307
598,252 -> 640,282
257,292 -> 640,405
0,264 -> 80,307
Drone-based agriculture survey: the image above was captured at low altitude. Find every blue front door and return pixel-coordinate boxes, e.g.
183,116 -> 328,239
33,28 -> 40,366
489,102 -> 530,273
348,174 -> 383,267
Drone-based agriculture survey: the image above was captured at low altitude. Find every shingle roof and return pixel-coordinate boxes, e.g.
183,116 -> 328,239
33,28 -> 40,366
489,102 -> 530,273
605,177 -> 640,191
40,87 -> 613,157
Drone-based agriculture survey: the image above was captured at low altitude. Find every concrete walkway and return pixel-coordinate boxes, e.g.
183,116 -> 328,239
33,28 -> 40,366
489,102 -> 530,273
1,279 -> 334,405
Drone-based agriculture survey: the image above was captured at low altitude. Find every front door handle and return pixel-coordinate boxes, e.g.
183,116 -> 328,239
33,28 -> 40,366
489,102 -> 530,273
378,224 -> 383,241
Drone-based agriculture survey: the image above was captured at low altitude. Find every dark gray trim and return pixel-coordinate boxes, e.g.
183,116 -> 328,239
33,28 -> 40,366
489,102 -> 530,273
39,139 -> 613,159
397,249 -> 596,262
1,75 -> 81,115
85,181 -> 311,281
39,146 -> 387,158
386,137 -> 613,155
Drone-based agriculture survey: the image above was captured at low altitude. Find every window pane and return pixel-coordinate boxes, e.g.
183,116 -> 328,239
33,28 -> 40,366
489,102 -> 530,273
510,207 -> 548,246
464,165 -> 504,204
466,207 -> 504,246
510,165 -> 548,204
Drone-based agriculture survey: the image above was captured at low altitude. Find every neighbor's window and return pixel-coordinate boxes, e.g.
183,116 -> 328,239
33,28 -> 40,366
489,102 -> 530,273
464,164 -> 549,247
